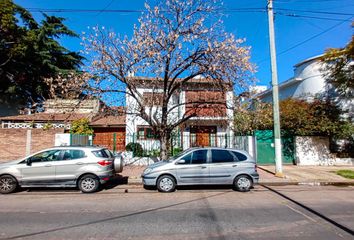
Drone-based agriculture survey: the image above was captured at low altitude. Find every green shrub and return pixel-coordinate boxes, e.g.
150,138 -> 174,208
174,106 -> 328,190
172,147 -> 182,156
70,118 -> 93,135
126,142 -> 144,157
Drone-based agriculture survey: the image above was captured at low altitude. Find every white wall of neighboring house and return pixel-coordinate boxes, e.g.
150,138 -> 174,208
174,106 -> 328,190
256,55 -> 327,102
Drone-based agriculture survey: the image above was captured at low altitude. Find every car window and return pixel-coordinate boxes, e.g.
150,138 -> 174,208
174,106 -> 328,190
92,149 -> 110,158
180,152 -> 192,164
191,150 -> 207,164
30,150 -> 62,163
211,150 -> 235,163
104,149 -> 114,158
61,150 -> 85,160
233,151 -> 248,161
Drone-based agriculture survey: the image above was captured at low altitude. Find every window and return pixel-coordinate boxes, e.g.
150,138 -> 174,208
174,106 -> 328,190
191,150 -> 207,164
143,92 -> 163,106
180,153 -> 192,164
30,150 -> 62,163
211,150 -> 235,163
61,150 -> 86,160
137,126 -> 157,140
92,149 -> 110,158
233,151 -> 248,161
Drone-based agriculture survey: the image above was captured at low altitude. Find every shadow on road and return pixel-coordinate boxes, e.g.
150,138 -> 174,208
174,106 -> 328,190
5,191 -> 229,240
261,184 -> 354,237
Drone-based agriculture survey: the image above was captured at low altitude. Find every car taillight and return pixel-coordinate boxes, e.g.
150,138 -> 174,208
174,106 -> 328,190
255,164 -> 258,172
97,160 -> 112,166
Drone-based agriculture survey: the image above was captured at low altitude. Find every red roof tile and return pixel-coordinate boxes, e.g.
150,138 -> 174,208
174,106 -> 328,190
90,115 -> 126,126
0,113 -> 90,122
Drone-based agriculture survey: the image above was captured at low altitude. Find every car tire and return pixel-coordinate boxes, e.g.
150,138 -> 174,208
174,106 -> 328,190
234,175 -> 252,192
157,175 -> 176,193
78,174 -> 100,193
0,175 -> 18,194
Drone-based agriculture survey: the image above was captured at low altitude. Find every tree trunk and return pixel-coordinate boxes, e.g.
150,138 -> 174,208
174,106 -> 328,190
160,131 -> 171,161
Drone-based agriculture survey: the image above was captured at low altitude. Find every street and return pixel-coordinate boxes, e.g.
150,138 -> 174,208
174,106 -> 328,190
0,185 -> 353,240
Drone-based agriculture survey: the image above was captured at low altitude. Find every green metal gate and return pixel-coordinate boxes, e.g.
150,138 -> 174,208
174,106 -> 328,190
255,130 -> 295,165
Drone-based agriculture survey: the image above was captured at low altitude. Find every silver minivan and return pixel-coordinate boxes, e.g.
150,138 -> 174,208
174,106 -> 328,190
0,146 -> 123,194
142,147 -> 259,192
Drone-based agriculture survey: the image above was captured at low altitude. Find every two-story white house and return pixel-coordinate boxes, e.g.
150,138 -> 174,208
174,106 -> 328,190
125,77 -> 234,151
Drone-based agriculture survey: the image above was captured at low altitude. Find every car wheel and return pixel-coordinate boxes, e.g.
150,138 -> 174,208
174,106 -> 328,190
78,174 -> 100,193
0,175 -> 18,194
157,175 -> 176,192
234,175 -> 252,192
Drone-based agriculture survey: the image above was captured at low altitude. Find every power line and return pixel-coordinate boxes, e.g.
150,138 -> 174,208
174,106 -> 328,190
277,16 -> 352,56
257,15 -> 352,64
276,8 -> 354,16
276,12 -> 353,22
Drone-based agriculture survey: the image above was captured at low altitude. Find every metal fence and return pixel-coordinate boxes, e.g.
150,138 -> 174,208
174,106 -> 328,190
122,133 -> 251,157
69,133 -> 254,157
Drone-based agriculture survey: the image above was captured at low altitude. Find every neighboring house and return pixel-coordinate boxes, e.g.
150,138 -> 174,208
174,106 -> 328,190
255,55 -> 327,102
125,77 -> 234,150
90,107 -> 126,152
254,55 -> 353,121
251,55 -> 353,165
0,99 -> 101,130
0,99 -> 127,152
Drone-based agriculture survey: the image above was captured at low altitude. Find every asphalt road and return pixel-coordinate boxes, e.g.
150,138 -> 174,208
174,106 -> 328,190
0,185 -> 353,240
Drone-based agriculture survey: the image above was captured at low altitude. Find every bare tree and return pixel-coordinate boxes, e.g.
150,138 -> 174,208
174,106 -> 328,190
82,0 -> 254,159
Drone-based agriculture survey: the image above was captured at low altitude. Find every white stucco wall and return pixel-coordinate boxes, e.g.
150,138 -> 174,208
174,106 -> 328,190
295,136 -> 333,166
257,57 -> 327,102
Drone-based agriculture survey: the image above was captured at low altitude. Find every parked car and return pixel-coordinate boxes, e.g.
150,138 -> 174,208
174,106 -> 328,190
0,146 -> 123,194
142,147 -> 259,192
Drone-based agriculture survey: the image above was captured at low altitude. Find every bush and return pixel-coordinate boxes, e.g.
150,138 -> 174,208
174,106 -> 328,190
172,147 -> 182,156
70,118 -> 93,135
126,142 -> 144,157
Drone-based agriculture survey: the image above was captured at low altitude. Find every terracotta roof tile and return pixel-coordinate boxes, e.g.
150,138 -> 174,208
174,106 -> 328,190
90,115 -> 125,126
0,113 -> 90,122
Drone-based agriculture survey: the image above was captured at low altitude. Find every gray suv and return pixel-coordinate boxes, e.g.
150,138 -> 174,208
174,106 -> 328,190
0,146 -> 123,194
142,147 -> 259,192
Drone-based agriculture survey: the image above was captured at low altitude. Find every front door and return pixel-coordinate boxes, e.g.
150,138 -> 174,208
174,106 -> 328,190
176,149 -> 209,185
190,126 -> 217,147
20,149 -> 62,185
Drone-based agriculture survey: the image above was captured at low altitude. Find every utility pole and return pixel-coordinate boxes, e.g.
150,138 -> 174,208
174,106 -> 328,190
267,0 -> 283,177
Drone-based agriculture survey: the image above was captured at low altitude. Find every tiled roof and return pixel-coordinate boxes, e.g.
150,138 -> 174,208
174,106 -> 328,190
0,113 -> 90,122
90,115 -> 126,126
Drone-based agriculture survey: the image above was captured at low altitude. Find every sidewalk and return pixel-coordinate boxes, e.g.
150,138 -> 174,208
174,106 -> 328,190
259,165 -> 354,186
119,164 -> 354,187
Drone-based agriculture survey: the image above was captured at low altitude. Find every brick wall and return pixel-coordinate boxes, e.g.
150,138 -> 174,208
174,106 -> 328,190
185,91 -> 226,117
0,128 -> 64,162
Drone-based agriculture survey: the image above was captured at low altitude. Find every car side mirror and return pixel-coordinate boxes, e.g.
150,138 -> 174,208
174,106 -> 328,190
177,159 -> 186,164
26,158 -> 32,166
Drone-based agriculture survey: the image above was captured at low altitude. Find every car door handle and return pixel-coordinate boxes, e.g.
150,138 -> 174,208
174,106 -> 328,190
201,166 -> 207,169
232,165 -> 238,167
76,162 -> 84,165
45,164 -> 52,167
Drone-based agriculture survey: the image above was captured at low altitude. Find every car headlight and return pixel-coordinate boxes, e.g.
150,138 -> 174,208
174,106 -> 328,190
143,168 -> 153,175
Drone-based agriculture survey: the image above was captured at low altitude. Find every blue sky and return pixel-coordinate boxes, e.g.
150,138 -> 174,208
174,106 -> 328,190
16,0 -> 354,89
